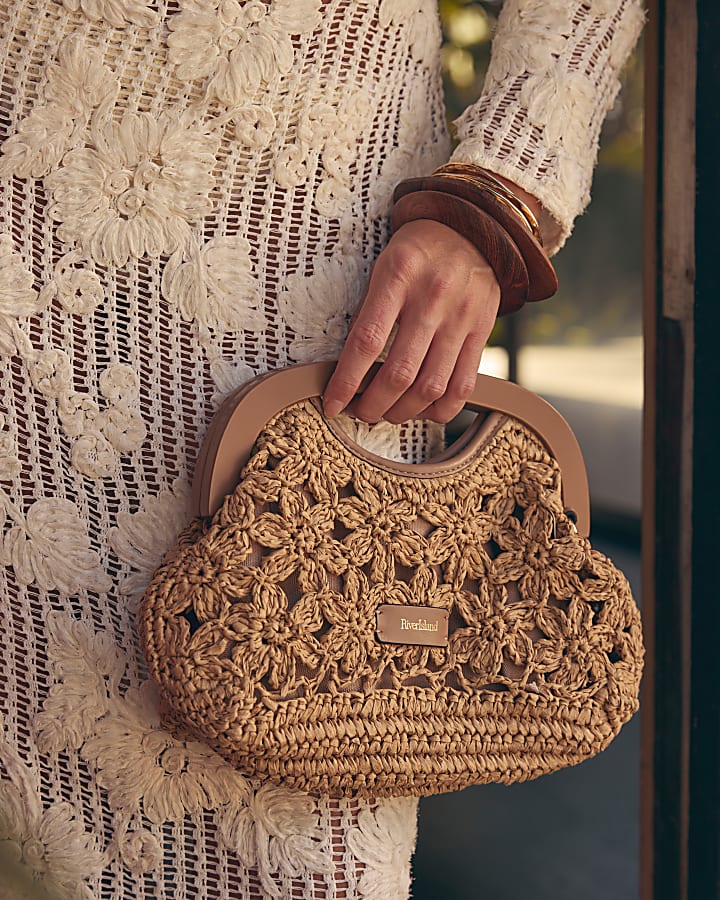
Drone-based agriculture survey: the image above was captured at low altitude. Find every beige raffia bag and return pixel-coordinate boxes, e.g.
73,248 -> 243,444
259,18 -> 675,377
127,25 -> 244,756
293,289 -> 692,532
139,361 -> 643,798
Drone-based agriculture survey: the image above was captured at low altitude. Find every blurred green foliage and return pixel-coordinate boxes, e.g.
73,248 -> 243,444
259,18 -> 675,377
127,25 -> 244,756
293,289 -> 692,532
439,0 -> 644,345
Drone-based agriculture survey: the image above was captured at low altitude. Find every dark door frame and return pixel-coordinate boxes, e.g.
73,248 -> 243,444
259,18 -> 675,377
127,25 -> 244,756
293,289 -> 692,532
641,1 -> 720,897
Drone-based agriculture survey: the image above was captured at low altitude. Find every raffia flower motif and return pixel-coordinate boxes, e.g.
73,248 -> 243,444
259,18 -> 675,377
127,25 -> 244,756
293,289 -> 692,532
99,365 -> 140,404
0,497 -> 112,594
546,550 -> 643,698
95,404 -> 146,453
162,235 -> 265,334
248,487 -> 348,587
70,431 -> 118,479
0,715 -> 106,900
276,255 -> 364,363
54,269 -> 103,316
276,86 -> 373,216
233,105 -> 277,149
34,614 -> 124,754
420,490 -> 495,585
114,827 -> 162,875
39,252 -> 104,316
167,0 -> 323,108
0,414 -> 21,482
244,412 -> 354,508
482,429 -> 562,524
274,144 -> 309,189
62,0 -> 160,27
217,782 -> 332,898
45,112 -> 219,268
346,796 -> 418,900
26,349 -> 73,400
450,580 -> 536,686
580,550 -> 638,626
532,596 -> 615,694
320,568 -> 386,683
315,177 -> 353,219
0,38 -> 118,180
109,477 -> 192,601
221,576 -> 325,692
57,393 -> 100,438
81,678 -> 252,824
336,476 -> 425,582
379,0 -> 442,63
490,505 -> 590,610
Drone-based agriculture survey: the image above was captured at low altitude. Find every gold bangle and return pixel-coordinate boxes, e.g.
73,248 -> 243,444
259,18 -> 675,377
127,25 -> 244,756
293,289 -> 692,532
434,163 -> 541,243
435,164 -> 541,240
435,172 -> 541,243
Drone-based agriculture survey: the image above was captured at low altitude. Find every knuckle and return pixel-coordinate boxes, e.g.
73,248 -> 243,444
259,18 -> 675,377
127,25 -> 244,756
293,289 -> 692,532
416,375 -> 447,404
326,376 -> 358,405
454,375 -> 478,401
426,273 -> 454,299
383,359 -> 416,392
350,320 -> 387,358
452,293 -> 472,318
384,241 -> 421,284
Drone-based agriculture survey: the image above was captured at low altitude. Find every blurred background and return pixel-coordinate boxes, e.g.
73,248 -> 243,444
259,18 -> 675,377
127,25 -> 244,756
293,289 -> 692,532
414,2 -> 643,897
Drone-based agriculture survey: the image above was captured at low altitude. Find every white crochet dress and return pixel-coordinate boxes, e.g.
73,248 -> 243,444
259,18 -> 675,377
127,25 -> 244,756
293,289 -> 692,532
0,1 -> 643,898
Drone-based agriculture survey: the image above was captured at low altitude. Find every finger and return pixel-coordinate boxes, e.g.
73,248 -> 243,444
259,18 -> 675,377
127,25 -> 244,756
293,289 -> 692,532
420,330 -> 488,424
380,322 -> 467,424
322,274 -> 404,419
348,312 -> 438,423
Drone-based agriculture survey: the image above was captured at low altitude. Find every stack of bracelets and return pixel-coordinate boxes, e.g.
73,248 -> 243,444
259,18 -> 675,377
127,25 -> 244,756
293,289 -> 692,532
392,163 -> 558,315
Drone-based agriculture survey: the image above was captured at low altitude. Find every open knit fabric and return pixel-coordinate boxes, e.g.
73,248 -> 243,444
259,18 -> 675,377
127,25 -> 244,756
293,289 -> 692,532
0,1 -> 643,898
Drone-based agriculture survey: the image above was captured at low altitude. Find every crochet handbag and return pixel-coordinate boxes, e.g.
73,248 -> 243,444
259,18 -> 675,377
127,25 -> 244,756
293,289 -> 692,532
139,361 -> 643,798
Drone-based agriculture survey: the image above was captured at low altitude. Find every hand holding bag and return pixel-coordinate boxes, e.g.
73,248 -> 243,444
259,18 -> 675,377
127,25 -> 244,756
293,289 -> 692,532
138,361 -> 643,798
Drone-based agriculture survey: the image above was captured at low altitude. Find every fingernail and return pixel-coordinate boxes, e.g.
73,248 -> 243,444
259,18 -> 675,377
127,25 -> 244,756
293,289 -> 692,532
322,397 -> 342,418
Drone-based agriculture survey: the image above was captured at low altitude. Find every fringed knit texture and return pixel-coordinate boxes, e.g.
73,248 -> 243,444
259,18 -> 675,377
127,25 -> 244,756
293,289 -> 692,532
140,401 -> 644,798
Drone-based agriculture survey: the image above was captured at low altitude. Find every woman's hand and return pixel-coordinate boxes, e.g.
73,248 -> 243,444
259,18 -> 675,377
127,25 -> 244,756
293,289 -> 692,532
322,218 -> 501,425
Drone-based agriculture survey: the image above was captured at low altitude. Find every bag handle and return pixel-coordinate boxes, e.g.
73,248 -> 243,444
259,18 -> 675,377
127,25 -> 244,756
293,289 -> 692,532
191,361 -> 590,536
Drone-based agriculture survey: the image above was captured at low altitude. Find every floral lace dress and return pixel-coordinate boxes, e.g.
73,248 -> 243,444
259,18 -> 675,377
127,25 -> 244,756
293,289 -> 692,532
0,1 -> 643,898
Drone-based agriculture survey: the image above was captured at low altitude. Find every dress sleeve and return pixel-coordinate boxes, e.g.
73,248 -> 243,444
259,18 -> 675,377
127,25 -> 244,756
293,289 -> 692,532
450,0 -> 645,255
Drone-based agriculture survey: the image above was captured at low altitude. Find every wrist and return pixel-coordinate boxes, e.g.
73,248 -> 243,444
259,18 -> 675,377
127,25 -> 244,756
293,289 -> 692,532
391,165 -> 557,316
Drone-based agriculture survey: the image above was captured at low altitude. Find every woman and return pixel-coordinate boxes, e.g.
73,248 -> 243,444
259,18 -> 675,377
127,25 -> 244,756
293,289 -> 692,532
0,1 -> 643,897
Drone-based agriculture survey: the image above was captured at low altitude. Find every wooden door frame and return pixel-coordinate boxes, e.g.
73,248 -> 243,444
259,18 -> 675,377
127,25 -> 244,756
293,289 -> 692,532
641,1 -> 720,896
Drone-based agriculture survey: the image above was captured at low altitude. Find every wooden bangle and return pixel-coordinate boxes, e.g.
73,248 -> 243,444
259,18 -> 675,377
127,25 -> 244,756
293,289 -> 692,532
391,189 -> 529,315
393,175 -> 558,304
